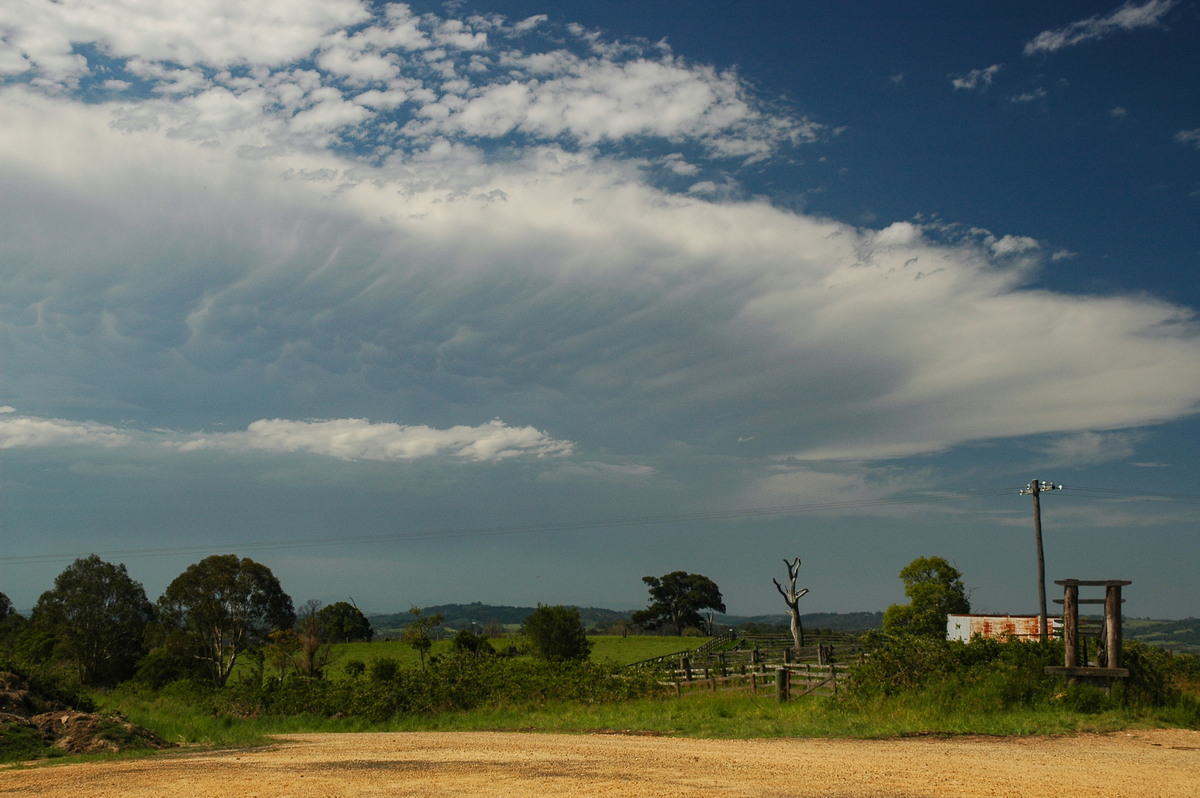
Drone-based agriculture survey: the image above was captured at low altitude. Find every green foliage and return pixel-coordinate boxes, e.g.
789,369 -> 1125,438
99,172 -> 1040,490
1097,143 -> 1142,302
402,608 -> 443,668
156,554 -> 295,687
882,556 -> 970,638
30,555 -> 154,686
215,652 -> 662,722
451,628 -> 495,656
316,601 -> 373,643
132,645 -> 208,688
631,572 -> 726,635
522,605 -> 592,662
368,657 -> 401,682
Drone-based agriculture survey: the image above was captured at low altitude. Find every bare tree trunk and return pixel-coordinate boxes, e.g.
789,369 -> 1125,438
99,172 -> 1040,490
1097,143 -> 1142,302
773,558 -> 809,653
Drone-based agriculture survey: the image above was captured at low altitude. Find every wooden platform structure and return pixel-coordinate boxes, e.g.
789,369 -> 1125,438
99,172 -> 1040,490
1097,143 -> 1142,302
1044,579 -> 1131,680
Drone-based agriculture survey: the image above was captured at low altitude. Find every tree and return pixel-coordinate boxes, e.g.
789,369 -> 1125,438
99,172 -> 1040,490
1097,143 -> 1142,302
403,607 -> 443,669
883,556 -> 971,638
316,600 -> 374,643
156,554 -> 295,687
294,599 -> 331,678
30,555 -> 154,686
0,591 -> 24,648
522,604 -> 591,661
631,571 -> 726,635
773,557 -> 810,652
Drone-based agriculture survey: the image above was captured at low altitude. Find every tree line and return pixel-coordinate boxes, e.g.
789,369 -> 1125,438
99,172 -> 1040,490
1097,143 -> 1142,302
0,554 -> 372,688
0,555 -> 734,690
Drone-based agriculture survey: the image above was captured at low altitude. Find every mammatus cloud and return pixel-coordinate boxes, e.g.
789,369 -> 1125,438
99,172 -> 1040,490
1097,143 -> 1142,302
1023,0 -> 1178,55
173,418 -> 574,462
0,408 -> 132,449
951,64 -> 1001,91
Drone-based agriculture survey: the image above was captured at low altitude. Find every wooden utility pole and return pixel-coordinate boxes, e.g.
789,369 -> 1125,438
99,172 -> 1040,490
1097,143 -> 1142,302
1021,479 -> 1061,641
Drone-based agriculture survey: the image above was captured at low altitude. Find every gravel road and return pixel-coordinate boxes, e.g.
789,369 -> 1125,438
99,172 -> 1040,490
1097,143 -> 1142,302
3,729 -> 1198,797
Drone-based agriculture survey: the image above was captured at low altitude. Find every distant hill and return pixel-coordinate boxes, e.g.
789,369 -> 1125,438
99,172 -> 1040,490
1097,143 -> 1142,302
1124,617 -> 1200,653
369,602 -> 628,636
368,603 -> 883,637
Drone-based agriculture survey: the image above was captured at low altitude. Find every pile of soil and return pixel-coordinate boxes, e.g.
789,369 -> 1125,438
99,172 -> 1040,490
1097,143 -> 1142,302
0,671 -> 172,757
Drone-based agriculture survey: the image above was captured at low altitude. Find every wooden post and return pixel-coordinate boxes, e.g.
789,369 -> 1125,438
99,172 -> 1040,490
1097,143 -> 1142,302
1106,584 -> 1123,670
1062,583 -> 1079,668
681,656 -> 692,681
775,667 -> 789,703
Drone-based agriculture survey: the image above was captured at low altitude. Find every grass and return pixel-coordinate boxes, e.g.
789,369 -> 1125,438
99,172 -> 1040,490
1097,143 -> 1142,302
319,635 -> 705,679
88,635 -> 1200,753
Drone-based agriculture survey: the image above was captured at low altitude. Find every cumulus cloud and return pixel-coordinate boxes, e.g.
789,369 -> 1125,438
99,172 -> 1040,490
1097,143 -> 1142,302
0,0 -> 813,160
0,0 -> 1199,475
1024,0 -> 1178,56
0,410 -> 132,449
174,418 -> 574,462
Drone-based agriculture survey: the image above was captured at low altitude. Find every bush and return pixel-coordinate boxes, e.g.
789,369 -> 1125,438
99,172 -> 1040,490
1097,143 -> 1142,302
522,605 -> 592,662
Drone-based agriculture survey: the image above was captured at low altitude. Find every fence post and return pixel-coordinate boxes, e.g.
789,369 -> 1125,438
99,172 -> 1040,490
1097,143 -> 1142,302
776,667 -> 789,703
681,656 -> 692,681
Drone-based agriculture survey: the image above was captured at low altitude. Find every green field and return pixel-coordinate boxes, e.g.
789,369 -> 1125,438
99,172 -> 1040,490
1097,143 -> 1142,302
322,634 -> 707,678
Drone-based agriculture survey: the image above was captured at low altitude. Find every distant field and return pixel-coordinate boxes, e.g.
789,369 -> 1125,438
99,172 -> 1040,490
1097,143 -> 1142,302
322,635 -> 707,678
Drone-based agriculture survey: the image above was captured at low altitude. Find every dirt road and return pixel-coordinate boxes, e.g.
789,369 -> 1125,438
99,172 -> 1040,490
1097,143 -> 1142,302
3,729 -> 1198,797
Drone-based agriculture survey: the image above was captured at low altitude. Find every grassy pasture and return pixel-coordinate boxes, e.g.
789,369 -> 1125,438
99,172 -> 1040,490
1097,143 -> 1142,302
320,634 -> 706,678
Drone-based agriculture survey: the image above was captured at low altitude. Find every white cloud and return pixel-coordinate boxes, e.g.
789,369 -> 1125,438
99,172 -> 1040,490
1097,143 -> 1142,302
1,1 -> 1199,474
0,412 -> 132,449
174,418 -> 574,462
1175,129 -> 1200,150
1010,88 -> 1047,104
1034,431 -> 1142,467
951,64 -> 1001,91
1024,0 -> 1178,56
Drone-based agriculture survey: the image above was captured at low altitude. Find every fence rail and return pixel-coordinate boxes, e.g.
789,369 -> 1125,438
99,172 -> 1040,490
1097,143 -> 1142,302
661,662 -> 847,700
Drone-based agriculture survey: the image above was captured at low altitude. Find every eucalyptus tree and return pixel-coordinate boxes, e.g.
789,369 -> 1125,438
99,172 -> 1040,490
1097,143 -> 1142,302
32,555 -> 154,685
157,554 -> 295,687
632,571 -> 726,635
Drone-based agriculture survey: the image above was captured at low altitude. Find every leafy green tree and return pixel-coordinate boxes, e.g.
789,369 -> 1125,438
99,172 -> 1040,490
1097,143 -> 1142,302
30,555 -> 154,686
403,607 -> 443,669
316,600 -> 374,643
451,628 -> 494,656
0,591 -> 24,649
522,604 -> 592,661
631,571 -> 726,635
156,554 -> 295,687
883,556 -> 971,638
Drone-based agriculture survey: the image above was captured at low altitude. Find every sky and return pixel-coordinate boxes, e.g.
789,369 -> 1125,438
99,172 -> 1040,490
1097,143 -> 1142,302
1,0 -> 1198,620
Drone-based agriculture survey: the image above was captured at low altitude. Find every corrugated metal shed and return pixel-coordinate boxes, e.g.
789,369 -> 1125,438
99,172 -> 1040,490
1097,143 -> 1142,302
946,614 -> 1059,642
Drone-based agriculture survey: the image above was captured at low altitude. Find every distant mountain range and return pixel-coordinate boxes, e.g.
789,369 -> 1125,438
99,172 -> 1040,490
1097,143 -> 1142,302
366,604 -> 1200,652
367,602 -> 883,637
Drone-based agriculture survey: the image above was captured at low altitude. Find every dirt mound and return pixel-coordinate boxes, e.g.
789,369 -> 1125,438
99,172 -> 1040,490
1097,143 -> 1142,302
0,671 -> 172,758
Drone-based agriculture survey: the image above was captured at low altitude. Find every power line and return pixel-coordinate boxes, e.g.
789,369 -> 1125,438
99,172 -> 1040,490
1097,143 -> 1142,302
0,488 -> 1014,566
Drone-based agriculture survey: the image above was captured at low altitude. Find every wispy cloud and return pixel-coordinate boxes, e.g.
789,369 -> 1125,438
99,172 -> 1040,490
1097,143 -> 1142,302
951,64 -> 1002,91
1034,430 -> 1142,468
1175,129 -> 1200,150
1024,0 -> 1178,56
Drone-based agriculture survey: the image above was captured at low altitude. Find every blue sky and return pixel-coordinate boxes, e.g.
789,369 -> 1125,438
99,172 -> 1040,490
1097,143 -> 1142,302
1,0 -> 1198,619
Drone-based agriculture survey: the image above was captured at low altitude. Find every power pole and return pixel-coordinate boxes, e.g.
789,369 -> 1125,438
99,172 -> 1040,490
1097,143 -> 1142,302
1020,479 -> 1062,641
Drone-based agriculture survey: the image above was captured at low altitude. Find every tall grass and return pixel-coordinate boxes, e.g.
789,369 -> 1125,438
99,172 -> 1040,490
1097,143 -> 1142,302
93,634 -> 1200,749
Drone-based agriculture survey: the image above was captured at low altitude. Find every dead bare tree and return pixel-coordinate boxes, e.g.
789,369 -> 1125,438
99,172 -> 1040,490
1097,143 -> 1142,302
773,557 -> 810,652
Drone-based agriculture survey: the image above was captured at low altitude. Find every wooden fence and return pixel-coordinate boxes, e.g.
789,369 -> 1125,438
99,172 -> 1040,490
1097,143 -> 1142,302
662,662 -> 847,700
